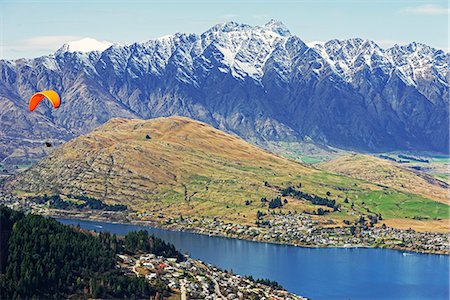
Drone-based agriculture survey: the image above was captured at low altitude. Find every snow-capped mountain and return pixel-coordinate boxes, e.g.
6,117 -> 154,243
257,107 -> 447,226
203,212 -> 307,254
0,20 -> 448,165
56,38 -> 113,54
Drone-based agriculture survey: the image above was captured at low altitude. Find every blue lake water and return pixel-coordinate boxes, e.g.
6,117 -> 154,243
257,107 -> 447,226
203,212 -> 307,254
58,218 -> 450,300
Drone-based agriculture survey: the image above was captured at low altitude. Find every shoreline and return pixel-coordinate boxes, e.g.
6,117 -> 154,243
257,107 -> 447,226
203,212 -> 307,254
48,210 -> 450,256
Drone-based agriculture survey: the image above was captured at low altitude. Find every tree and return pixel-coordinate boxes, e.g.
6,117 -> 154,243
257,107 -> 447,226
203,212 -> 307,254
280,186 -> 337,209
256,211 -> 264,220
0,206 -> 176,299
268,197 -> 283,209
358,216 -> 366,225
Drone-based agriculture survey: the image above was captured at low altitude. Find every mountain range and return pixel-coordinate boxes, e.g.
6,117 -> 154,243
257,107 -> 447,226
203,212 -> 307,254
0,20 -> 448,166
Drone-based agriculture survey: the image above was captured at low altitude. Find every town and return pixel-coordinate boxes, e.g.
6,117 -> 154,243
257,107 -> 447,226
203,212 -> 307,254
117,252 -> 305,299
1,191 -> 449,255
144,212 -> 450,255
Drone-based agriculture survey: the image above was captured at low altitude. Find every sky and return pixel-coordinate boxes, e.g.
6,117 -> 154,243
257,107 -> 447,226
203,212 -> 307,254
0,0 -> 448,59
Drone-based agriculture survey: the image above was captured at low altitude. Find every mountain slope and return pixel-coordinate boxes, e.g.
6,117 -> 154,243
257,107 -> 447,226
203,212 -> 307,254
4,117 -> 449,226
4,116 -> 312,205
0,20 -> 448,167
319,154 -> 449,204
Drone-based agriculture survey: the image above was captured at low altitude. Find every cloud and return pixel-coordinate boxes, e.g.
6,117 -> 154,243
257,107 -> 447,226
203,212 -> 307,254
2,35 -> 83,54
1,35 -> 115,59
401,4 -> 449,15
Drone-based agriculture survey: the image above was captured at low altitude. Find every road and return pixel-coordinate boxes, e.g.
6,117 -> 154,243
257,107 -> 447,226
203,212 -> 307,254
180,279 -> 187,300
132,259 -> 139,276
210,276 -> 225,300
191,260 -> 225,299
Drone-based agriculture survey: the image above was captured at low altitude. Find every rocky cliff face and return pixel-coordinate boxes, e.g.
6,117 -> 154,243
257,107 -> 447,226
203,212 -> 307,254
1,20 -> 448,166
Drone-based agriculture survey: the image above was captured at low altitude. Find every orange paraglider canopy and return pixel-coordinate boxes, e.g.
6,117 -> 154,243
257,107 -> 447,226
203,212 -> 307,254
29,90 -> 61,112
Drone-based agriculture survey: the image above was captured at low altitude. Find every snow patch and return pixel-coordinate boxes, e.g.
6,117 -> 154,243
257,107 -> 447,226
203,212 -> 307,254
57,38 -> 113,53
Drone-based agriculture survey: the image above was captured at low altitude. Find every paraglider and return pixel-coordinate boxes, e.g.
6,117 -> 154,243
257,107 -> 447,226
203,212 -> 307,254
28,90 -> 60,148
29,90 -> 61,112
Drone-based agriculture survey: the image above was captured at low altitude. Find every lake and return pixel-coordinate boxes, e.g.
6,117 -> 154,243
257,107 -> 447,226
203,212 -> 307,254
58,218 -> 450,299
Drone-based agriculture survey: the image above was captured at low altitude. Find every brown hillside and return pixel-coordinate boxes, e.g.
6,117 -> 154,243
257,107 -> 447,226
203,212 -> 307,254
319,154 -> 449,205
4,117 -> 448,228
5,117 -> 314,209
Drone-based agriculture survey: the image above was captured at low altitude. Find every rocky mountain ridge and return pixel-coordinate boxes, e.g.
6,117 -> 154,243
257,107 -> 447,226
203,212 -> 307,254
0,20 -> 448,166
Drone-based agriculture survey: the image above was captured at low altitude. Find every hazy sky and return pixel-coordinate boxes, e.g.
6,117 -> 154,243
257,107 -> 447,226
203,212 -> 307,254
1,0 -> 448,59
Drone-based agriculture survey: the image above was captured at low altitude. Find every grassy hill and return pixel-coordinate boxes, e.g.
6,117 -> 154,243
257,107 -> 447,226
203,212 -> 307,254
4,116 -> 449,228
319,154 -> 449,205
